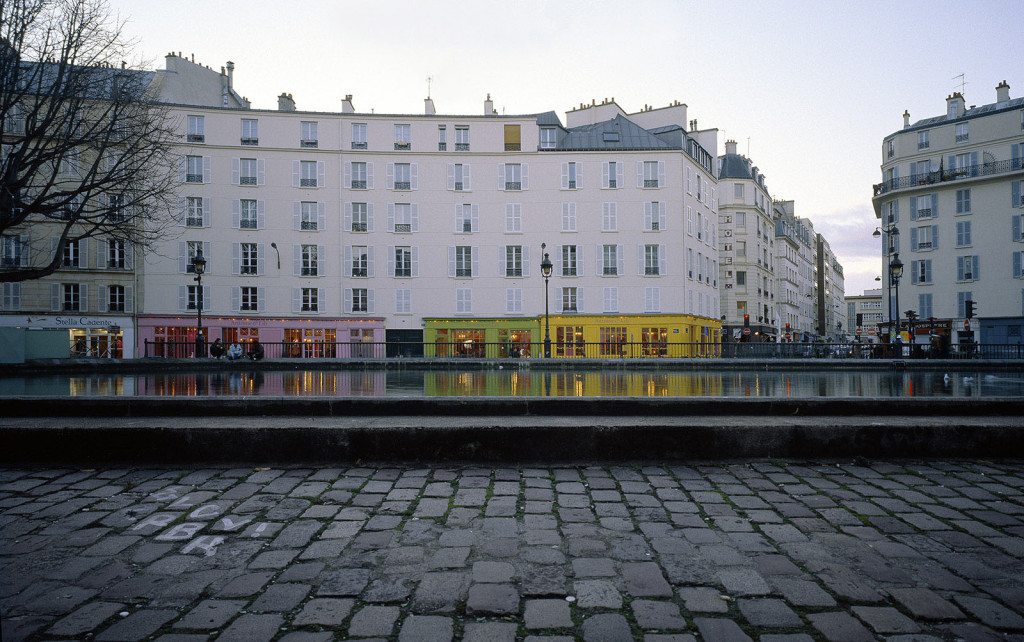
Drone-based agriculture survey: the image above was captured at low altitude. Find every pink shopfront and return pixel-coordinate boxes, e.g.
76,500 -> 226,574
136,315 -> 385,359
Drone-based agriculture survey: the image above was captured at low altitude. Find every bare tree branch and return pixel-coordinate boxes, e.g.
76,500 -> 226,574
1,0 -> 177,283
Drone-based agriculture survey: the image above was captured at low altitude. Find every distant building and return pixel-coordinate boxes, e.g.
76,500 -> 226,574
845,289 -> 884,343
873,81 -> 1024,345
772,201 -> 816,340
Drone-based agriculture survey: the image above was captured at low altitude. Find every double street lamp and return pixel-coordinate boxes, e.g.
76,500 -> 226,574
873,225 -> 900,339
540,243 -> 553,358
890,252 -> 904,346
192,249 -> 207,357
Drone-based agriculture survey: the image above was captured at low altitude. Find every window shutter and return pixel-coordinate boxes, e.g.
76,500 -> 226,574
232,200 -> 241,228
644,203 -> 653,230
202,156 -> 211,183
463,164 -> 471,190
659,245 -> 667,275
202,198 -> 211,227
1013,181 -> 1021,208
577,246 -> 584,277
318,203 -> 326,231
925,260 -> 932,283
367,247 -> 375,278
257,287 -> 266,313
637,244 -> 644,275
602,162 -> 609,188
411,247 -> 419,278
96,239 -> 107,269
522,246 -> 531,278
910,227 -> 918,251
343,246 -> 352,277
388,204 -> 396,233
410,163 -> 418,190
1015,252 -> 1023,278
367,289 -> 375,314
178,242 -> 187,273
658,161 -> 665,187
98,285 -> 107,313
344,203 -> 352,231
555,288 -> 563,313
203,242 -> 212,272
231,158 -> 240,185
636,161 -> 643,188
471,246 -> 479,277
1013,215 -> 1022,241
659,203 -> 667,230
617,245 -> 625,275
257,243 -> 266,275
498,164 -> 505,191
388,246 -> 396,276
577,287 -> 585,313
577,163 -> 583,188
453,205 -> 461,233
293,245 -> 301,276
521,164 -> 529,190
367,204 -> 375,232
956,256 -> 964,281
317,288 -> 325,312
911,261 -> 919,284
257,201 -> 265,229
257,159 -> 265,185
292,288 -> 301,314
973,255 -> 980,280
366,163 -> 374,189
125,242 -> 134,270
178,286 -> 187,312
910,196 -> 917,220
231,244 -> 240,275
343,289 -> 352,314
616,162 -> 623,188
344,162 -> 352,188
447,164 -> 455,190
292,160 -> 300,187
125,286 -> 134,311
931,194 -> 938,217
448,247 -> 456,277
931,224 -> 939,250
231,287 -> 240,312
561,162 -> 569,189
315,161 -> 324,188
386,163 -> 395,189
317,245 -> 325,276
411,204 -> 419,232
471,205 -> 479,232
293,202 -> 301,230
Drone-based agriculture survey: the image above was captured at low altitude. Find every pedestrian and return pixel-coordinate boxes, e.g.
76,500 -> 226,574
209,338 -> 225,359
227,342 -> 243,360
248,339 -> 264,361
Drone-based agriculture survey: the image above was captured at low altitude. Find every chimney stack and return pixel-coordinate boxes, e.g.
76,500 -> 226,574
424,97 -> 436,115
226,61 -> 234,89
341,94 -> 355,114
484,93 -> 494,115
725,140 -> 737,155
903,110 -> 910,129
278,93 -> 296,112
996,80 -> 1011,104
946,92 -> 965,119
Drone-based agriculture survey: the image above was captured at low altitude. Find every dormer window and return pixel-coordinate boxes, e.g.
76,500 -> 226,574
603,132 -> 619,143
540,127 -> 556,149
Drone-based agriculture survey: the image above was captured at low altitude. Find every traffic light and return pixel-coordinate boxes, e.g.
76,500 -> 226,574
856,313 -> 863,326
743,314 -> 750,328
965,299 -> 976,319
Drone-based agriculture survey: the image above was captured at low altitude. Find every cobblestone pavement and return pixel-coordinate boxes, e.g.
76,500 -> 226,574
2,460 -> 1024,642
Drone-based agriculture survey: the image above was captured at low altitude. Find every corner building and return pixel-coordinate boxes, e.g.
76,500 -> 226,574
139,60 -> 722,357
872,81 -> 1024,345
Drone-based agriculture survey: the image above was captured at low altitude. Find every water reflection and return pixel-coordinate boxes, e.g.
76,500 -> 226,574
1,369 -> 1023,398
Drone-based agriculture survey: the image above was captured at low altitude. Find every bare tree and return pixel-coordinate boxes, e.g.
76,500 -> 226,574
1,0 -> 177,282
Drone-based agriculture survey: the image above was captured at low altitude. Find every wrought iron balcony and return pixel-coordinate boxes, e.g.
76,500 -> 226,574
874,158 -> 1024,197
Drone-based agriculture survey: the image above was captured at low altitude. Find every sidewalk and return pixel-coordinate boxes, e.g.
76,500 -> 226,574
2,460 -> 1023,641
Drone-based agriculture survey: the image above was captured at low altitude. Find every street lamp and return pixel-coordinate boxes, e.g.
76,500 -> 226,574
873,225 -> 900,335
192,249 -> 207,357
889,252 -> 904,347
540,243 -> 553,358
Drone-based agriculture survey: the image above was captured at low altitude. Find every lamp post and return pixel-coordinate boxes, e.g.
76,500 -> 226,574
540,243 -> 553,358
873,225 -> 900,337
890,252 -> 904,348
192,249 -> 207,357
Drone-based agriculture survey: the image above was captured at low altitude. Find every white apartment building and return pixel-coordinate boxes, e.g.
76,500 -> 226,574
772,201 -> 816,339
873,81 -> 1024,345
815,233 -> 845,338
717,141 -> 777,339
846,288 -> 885,342
136,60 -> 723,356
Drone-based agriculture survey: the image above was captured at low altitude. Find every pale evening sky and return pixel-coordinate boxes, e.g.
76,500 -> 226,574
109,0 -> 1024,298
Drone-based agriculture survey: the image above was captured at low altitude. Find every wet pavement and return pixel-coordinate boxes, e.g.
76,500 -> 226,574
2,460 -> 1023,641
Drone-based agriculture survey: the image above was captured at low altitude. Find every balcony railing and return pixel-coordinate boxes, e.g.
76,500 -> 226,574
300,178 -> 318,187
301,139 -> 318,148
351,142 -> 367,150
394,181 -> 411,191
241,138 -> 258,146
874,158 -> 1024,196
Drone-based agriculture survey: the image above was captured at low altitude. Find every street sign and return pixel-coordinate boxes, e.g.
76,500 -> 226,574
855,327 -> 863,336
784,332 -> 791,341
868,327 -> 876,336
742,328 -> 751,336
964,319 -> 971,331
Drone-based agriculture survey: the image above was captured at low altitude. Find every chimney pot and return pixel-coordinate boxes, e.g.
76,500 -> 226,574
996,80 -> 1011,103
903,109 -> 910,128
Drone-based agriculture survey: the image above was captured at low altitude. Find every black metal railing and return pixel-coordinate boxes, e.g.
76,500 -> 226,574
874,158 -> 1024,196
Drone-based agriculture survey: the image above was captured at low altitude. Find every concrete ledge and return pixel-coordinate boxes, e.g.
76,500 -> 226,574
3,413 -> 1022,464
2,395 -> 1024,418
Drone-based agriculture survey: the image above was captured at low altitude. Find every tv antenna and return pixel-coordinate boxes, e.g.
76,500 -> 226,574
953,73 -> 967,96
426,75 -> 433,98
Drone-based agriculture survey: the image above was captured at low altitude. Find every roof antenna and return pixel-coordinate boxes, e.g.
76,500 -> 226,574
426,75 -> 433,99
953,73 -> 967,96
747,137 -> 751,157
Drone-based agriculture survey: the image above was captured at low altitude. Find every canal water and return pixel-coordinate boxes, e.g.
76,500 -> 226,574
1,369 -> 1022,398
